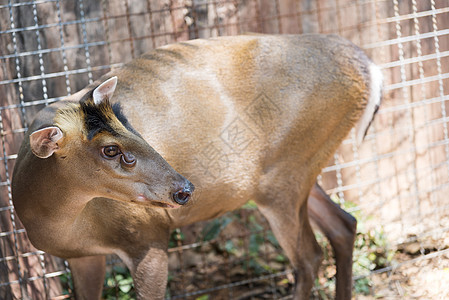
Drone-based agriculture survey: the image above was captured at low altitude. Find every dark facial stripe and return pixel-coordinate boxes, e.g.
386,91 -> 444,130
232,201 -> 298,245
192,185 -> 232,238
111,103 -> 141,138
81,98 -> 119,140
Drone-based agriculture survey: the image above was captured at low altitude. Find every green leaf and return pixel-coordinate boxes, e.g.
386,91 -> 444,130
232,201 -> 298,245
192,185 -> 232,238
119,282 -> 133,293
368,252 -> 377,262
113,265 -> 128,274
275,254 -> 288,263
248,257 -> 265,274
242,200 -> 257,210
267,231 -> 279,247
225,240 -> 236,254
115,274 -> 124,281
248,215 -> 263,232
354,277 -> 371,295
106,277 -> 115,287
202,220 -> 222,241
202,217 -> 233,241
249,233 -> 264,255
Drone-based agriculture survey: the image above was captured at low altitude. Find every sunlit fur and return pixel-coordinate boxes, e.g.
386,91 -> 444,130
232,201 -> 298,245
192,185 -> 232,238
54,102 -> 86,137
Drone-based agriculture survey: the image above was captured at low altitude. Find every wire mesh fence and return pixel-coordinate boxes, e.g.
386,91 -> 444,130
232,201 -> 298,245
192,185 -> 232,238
0,0 -> 448,299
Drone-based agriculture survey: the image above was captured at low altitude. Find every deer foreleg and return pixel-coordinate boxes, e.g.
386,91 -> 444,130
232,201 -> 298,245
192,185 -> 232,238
67,255 -> 106,300
130,247 -> 169,300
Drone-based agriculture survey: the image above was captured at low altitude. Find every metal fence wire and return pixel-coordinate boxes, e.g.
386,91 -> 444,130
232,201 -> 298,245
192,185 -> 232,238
1,0 -> 449,299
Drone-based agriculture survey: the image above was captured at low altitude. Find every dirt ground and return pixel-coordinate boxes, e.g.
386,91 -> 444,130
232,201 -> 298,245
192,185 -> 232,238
360,251 -> 449,300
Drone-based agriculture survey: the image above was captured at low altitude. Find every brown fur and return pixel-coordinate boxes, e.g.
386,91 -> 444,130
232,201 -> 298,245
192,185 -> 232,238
12,34 -> 380,299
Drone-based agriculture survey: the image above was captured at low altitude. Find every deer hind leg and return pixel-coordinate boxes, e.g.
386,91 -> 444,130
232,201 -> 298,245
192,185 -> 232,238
308,183 -> 357,300
67,255 -> 106,300
256,182 -> 323,299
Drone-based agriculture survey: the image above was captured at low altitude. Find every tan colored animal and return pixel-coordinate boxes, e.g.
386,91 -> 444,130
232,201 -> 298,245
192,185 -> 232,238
12,34 -> 382,299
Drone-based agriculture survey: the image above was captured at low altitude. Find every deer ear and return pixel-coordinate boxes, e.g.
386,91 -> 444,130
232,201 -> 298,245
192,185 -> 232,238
30,126 -> 63,159
93,76 -> 118,105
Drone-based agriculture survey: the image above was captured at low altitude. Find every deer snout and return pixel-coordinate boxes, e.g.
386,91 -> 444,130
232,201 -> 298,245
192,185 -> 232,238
172,182 -> 194,205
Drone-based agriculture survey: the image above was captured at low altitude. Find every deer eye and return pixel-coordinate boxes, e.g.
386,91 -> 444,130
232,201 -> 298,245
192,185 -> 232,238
102,145 -> 120,158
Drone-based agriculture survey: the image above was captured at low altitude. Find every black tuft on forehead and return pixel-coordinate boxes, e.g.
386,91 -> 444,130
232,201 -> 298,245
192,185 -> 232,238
79,92 -> 138,140
80,97 -> 118,140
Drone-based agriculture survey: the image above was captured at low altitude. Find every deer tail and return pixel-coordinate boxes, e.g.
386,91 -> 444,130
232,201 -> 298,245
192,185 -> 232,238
356,63 -> 383,145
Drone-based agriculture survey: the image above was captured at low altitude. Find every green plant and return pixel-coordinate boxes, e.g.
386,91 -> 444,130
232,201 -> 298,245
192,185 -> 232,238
59,272 -> 73,296
201,216 -> 234,242
352,226 -> 395,295
103,265 -> 136,299
60,264 -> 135,299
348,202 -> 395,296
198,200 -> 286,275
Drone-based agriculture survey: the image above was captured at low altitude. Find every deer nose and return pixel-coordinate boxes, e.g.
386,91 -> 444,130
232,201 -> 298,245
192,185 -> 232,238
172,182 -> 194,205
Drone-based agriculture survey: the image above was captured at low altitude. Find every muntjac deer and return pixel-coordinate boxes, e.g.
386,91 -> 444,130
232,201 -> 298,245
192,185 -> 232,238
12,34 -> 382,300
